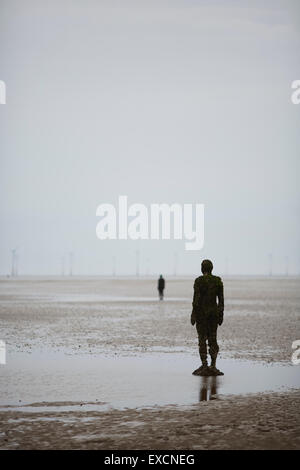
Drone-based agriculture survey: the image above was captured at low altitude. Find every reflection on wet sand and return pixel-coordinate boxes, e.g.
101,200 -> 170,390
199,376 -> 219,401
1,352 -> 299,410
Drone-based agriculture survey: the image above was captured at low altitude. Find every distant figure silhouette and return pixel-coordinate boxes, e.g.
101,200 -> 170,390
190,259 -> 224,376
157,275 -> 165,300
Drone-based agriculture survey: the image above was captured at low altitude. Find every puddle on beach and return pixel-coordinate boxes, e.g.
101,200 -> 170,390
0,352 -> 299,412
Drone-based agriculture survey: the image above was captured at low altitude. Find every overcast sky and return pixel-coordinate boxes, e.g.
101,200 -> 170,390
0,0 -> 299,276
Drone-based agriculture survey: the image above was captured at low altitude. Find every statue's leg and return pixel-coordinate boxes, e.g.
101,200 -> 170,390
197,322 -> 208,366
193,322 -> 210,376
208,322 -> 223,375
208,321 -> 219,365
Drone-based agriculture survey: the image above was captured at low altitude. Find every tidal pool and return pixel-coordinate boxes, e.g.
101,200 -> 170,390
0,351 -> 299,412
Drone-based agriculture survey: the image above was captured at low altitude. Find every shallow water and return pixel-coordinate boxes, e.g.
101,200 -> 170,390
0,352 -> 299,412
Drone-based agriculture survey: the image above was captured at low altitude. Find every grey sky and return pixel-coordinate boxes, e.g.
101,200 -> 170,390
0,0 -> 299,275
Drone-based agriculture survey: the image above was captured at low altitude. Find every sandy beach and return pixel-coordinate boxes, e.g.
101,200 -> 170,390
0,277 -> 299,449
1,0 -> 299,453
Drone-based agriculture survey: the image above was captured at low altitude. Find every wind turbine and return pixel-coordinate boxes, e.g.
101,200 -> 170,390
136,250 -> 140,277
11,247 -> 19,277
112,256 -> 116,277
268,253 -> 273,277
69,251 -> 74,276
173,252 -> 178,277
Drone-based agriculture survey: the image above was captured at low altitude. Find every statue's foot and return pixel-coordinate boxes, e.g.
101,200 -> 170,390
208,366 -> 224,376
192,365 -> 210,376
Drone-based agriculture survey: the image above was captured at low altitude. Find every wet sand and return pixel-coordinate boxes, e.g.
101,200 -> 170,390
1,276 -> 299,362
1,391 -> 299,450
0,277 -> 300,449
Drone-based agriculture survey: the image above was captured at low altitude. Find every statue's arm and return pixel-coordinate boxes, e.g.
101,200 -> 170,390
217,280 -> 224,325
191,280 -> 199,325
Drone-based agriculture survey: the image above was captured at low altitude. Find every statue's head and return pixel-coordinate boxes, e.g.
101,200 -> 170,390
201,259 -> 213,274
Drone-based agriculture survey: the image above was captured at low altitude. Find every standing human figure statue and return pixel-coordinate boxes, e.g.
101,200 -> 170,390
191,259 -> 224,376
157,275 -> 165,300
